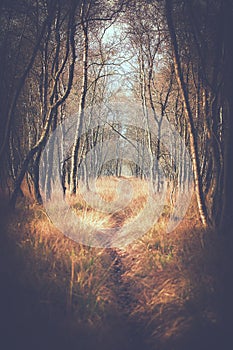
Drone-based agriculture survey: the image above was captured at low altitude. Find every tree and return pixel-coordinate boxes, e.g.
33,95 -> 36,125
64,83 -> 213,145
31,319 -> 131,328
164,0 -> 233,231
10,0 -> 78,207
165,0 -> 210,226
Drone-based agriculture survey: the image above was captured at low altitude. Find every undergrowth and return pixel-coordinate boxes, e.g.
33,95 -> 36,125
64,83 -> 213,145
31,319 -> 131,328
0,177 -> 230,350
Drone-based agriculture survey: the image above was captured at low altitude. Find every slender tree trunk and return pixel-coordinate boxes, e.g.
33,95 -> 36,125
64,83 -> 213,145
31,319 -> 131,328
139,46 -> 154,185
165,0 -> 210,227
220,0 -> 233,232
70,5 -> 89,194
10,6 -> 77,207
0,8 -> 55,163
33,150 -> 43,204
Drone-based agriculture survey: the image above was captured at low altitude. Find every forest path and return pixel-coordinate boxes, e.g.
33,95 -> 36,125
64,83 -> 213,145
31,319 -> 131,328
104,247 -> 152,350
97,201 -> 153,350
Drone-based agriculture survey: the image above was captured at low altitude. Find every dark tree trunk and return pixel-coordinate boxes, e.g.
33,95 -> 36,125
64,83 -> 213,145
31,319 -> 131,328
220,0 -> 233,233
10,5 -> 77,207
165,0 -> 210,227
33,150 -> 43,205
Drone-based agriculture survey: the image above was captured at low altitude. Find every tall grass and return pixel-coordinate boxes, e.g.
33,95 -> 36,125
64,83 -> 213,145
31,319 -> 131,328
1,176 -> 223,349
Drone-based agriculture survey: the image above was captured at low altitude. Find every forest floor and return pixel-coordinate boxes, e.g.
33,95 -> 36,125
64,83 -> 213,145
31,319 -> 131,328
0,177 -> 233,350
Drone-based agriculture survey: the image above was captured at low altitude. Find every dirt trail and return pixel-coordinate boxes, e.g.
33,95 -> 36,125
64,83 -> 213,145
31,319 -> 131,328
106,247 -> 152,350
109,249 -> 136,312
107,208 -> 140,317
108,210 -> 136,313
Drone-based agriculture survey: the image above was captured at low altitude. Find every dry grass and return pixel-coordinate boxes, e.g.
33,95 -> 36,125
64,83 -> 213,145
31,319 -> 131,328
119,207 -> 222,349
3,205 -> 119,328
0,176 -> 226,349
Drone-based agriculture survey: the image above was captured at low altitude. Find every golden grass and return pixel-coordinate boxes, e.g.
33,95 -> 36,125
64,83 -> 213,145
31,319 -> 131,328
120,216 -> 221,347
1,176 -> 224,349
5,205 -> 119,327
